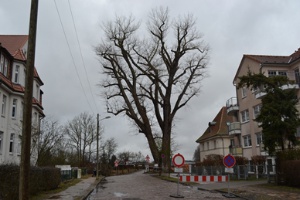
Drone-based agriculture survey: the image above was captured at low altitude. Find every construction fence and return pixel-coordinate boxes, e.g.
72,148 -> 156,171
190,164 -> 276,182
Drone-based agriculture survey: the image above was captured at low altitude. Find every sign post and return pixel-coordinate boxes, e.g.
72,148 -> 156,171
170,153 -> 185,198
223,154 -> 236,198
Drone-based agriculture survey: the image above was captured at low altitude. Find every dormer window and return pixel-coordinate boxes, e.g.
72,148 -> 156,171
0,54 -> 9,77
14,65 -> 19,83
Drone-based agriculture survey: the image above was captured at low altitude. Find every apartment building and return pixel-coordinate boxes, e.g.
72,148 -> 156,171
226,48 -> 300,164
0,35 -> 44,165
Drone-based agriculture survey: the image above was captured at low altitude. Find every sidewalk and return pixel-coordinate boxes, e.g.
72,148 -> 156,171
44,177 -> 100,200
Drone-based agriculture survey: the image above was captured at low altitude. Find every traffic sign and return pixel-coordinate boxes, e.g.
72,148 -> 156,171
223,154 -> 236,168
172,153 -> 185,168
114,160 -> 119,167
145,155 -> 150,163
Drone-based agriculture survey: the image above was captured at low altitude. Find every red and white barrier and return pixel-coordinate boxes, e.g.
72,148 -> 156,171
180,175 -> 228,182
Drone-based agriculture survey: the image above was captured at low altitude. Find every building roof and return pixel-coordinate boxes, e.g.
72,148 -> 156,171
195,107 -> 233,143
233,48 -> 300,82
0,35 -> 28,61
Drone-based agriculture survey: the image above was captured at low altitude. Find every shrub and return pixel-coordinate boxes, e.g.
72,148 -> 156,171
0,164 -> 61,199
201,154 -> 224,166
251,155 -> 266,165
235,156 -> 249,165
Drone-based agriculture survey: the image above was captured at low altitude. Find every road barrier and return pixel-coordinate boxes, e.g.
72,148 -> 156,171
180,175 -> 228,182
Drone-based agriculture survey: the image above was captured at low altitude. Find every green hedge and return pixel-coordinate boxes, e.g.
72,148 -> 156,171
276,149 -> 300,187
0,164 -> 61,200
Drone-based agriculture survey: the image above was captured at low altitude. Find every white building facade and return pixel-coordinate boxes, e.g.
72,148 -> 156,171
0,35 -> 44,165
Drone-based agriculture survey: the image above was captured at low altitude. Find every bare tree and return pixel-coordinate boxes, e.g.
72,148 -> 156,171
64,112 -> 96,167
96,7 -> 209,170
100,137 -> 118,174
36,117 -> 64,166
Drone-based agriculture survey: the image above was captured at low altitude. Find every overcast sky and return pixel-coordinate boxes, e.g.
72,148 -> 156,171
1,0 -> 300,161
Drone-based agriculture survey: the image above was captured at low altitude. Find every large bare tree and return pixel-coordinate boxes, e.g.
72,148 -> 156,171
96,8 -> 209,170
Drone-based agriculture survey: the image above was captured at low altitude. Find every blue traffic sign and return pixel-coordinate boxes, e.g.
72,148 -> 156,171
223,154 -> 236,168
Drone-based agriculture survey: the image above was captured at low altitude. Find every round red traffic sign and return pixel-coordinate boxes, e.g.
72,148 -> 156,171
223,154 -> 236,168
172,153 -> 185,168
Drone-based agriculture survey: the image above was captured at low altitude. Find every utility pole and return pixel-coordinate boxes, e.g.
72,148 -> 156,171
96,114 -> 99,179
19,0 -> 39,199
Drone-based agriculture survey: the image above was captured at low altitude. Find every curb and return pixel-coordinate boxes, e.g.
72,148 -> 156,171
81,177 -> 105,200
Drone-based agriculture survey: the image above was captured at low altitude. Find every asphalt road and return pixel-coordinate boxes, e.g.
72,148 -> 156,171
86,170 -> 244,200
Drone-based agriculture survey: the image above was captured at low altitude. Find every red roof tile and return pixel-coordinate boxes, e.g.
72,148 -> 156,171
196,107 -> 234,142
0,35 -> 28,61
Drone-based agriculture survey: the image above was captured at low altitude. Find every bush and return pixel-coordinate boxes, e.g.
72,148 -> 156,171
280,160 -> 300,187
0,164 -> 61,200
251,155 -> 266,165
235,156 -> 249,165
199,154 -> 224,166
276,149 -> 300,187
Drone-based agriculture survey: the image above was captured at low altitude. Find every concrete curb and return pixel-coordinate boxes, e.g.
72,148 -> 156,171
81,177 -> 105,200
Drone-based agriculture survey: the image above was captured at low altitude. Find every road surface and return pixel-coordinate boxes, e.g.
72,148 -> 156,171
86,170 -> 243,200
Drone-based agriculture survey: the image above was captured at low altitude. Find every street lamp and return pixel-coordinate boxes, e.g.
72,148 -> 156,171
96,114 -> 111,179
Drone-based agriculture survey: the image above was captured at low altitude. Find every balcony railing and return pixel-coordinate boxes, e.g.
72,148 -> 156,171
227,122 -> 241,135
226,97 -> 239,114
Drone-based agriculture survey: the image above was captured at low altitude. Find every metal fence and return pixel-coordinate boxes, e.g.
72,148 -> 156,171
190,164 -> 276,181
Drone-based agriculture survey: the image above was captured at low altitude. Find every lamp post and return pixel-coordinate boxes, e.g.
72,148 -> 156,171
96,114 -> 111,179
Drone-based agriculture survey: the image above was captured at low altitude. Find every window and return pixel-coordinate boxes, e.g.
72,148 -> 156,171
3,57 -> 8,76
0,131 -> 3,154
1,95 -> 7,116
278,71 -> 287,76
244,135 -> 252,147
268,70 -> 277,77
230,139 -> 235,147
9,133 -> 14,153
33,112 -> 38,125
241,87 -> 247,98
241,109 -> 249,123
20,102 -> 24,120
256,132 -> 262,145
253,104 -> 262,119
268,70 -> 287,77
36,84 -> 39,100
12,99 -> 17,118
14,65 -> 19,83
0,54 -> 4,73
17,137 -> 21,155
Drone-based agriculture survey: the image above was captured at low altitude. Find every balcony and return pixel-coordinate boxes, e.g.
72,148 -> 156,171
255,81 -> 299,99
254,86 -> 267,99
226,97 -> 239,115
227,122 -> 241,135
280,83 -> 299,90
229,146 -> 243,156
